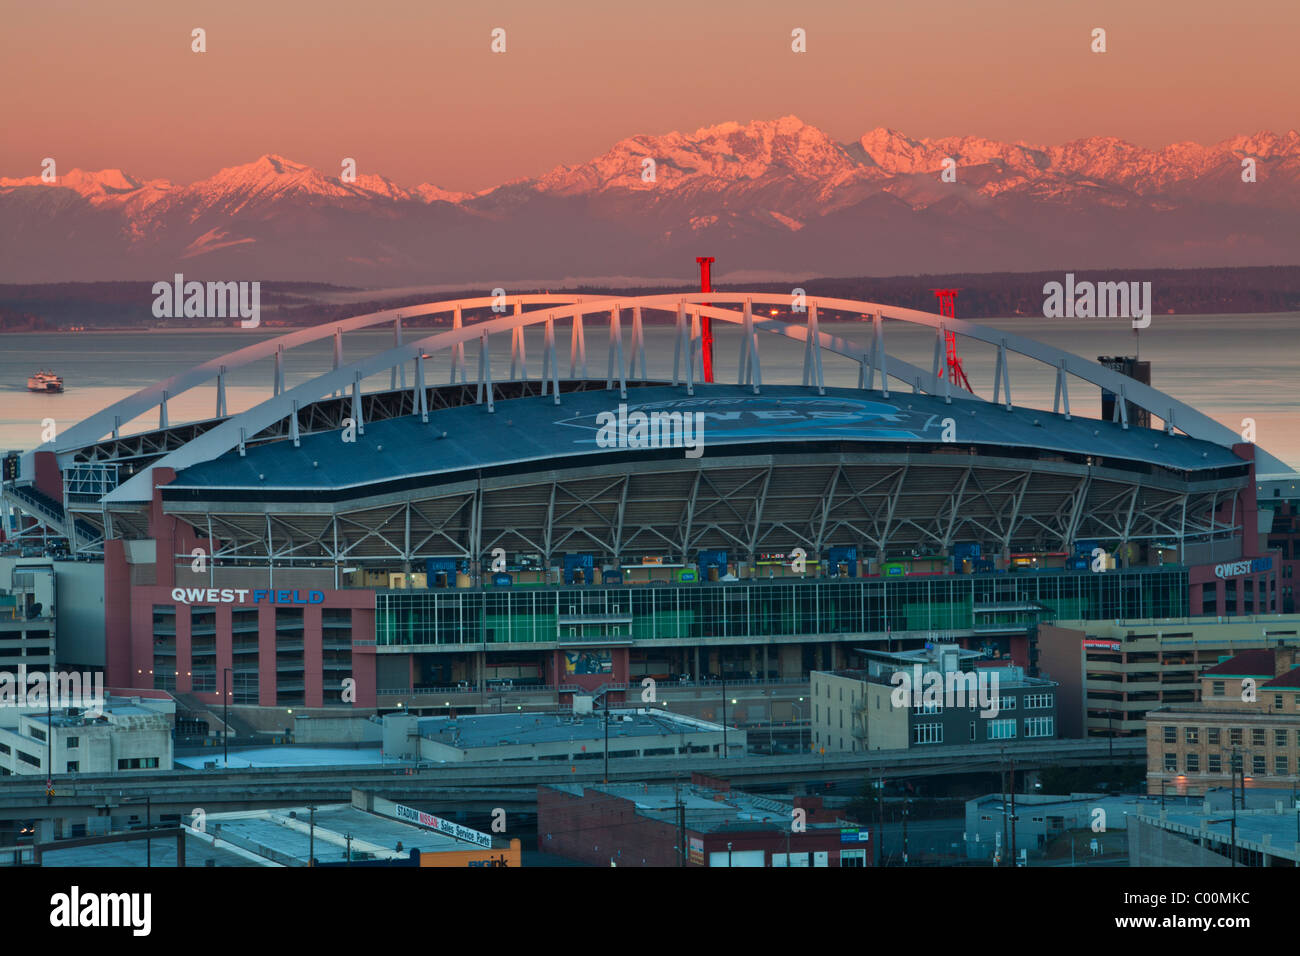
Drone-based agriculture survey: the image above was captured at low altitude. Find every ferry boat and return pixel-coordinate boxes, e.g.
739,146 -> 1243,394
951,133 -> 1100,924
26,370 -> 64,393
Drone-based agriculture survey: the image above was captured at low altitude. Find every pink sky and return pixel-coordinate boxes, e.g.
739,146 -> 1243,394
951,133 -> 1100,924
3,0 -> 1297,191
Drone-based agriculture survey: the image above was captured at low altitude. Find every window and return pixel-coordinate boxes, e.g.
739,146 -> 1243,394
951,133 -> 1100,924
1251,728 -> 1266,747
66,761 -> 78,772
1163,726 -> 1177,743
116,757 -> 161,771
1023,693 -> 1054,710
913,700 -> 943,716
1208,727 -> 1221,746
66,736 -> 79,750
1212,681 -> 1225,697
1252,755 -> 1266,775
970,721 -> 977,741
1277,730 -> 1288,748
1185,727 -> 1198,744
1024,716 -> 1054,738
1186,752 -> 1199,773
30,728 -> 46,743
913,723 -> 943,745
0,742 -> 9,755
987,719 -> 1016,740
1276,755 -> 1290,776
1229,728 -> 1243,746
1275,695 -> 1285,710
1164,753 -> 1177,772
1208,753 -> 1221,773
999,696 -> 1017,712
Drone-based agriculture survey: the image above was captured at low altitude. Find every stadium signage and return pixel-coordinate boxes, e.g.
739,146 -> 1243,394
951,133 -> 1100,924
393,802 -> 492,848
169,587 -> 325,606
1214,557 -> 1272,579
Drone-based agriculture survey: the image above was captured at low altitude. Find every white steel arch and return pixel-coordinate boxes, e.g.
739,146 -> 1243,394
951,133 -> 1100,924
89,290 -> 1289,503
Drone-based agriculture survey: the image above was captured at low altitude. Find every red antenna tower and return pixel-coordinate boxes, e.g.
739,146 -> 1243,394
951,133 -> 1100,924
931,288 -> 973,392
697,257 -> 715,383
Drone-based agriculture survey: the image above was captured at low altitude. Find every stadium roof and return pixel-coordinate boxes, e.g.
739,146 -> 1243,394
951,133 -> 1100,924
167,384 -> 1244,497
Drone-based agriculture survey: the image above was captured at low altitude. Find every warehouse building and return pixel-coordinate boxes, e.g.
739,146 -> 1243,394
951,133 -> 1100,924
382,707 -> 743,762
538,773 -> 865,867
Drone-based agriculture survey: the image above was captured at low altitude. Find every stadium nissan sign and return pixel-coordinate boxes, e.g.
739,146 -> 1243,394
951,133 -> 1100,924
393,802 -> 492,848
170,588 -> 325,606
1214,557 -> 1272,579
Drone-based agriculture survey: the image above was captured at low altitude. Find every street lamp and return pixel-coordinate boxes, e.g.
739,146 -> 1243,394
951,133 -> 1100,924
721,677 -> 727,759
1206,815 -> 1238,867
308,804 -> 317,867
122,796 -> 153,867
223,666 -> 232,768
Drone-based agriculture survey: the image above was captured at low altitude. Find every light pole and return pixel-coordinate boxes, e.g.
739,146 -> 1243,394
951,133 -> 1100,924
901,800 -> 909,866
792,699 -> 805,754
721,677 -> 727,759
308,804 -> 317,867
223,666 -> 232,768
45,674 -> 52,805
1207,815 -> 1238,867
123,796 -> 153,867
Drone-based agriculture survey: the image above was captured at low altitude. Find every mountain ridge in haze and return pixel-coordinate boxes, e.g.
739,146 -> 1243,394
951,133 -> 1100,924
4,116 -> 1299,284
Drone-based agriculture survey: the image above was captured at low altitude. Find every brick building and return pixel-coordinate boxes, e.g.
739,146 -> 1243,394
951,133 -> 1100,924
1146,644 -> 1300,796
537,774 -> 868,867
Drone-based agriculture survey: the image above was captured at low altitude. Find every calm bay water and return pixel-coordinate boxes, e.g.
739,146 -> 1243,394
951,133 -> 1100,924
1,313 -> 1297,470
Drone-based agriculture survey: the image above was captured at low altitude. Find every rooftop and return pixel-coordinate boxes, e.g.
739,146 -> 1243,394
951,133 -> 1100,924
166,384 -> 1245,498
199,804 -> 487,865
1203,649 -> 1279,678
410,709 -> 722,749
1147,809 -> 1300,861
550,782 -> 844,834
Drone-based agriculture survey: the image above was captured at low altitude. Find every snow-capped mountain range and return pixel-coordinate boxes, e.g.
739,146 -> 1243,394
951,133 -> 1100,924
3,116 -> 1298,284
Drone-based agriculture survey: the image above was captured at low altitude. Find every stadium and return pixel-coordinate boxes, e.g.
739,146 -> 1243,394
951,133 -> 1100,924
1,291 -> 1289,720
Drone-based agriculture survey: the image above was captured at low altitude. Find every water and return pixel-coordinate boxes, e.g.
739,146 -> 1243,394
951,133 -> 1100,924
1,313 -> 1297,470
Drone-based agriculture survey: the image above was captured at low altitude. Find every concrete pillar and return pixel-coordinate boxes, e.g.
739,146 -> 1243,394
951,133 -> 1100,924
304,603 -> 324,707
258,602 -> 277,706
216,604 -> 233,705
352,647 -> 376,708
175,604 -> 192,695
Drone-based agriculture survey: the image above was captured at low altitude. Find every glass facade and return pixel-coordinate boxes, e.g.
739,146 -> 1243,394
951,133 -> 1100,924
374,567 -> 1188,648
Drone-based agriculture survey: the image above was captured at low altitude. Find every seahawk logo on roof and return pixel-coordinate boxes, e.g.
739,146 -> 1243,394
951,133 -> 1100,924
557,396 -> 937,448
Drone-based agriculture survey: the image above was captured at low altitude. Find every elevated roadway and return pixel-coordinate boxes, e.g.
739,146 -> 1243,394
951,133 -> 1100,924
0,737 -> 1142,824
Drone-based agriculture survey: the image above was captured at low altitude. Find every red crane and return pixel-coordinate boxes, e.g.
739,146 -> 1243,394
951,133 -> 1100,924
931,288 -> 973,392
697,257 -> 715,382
